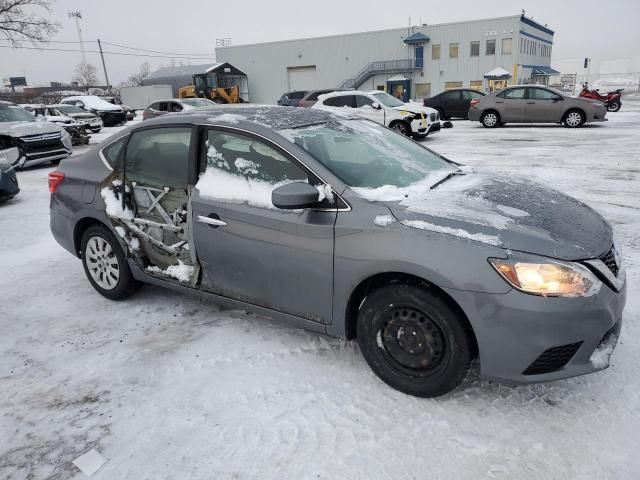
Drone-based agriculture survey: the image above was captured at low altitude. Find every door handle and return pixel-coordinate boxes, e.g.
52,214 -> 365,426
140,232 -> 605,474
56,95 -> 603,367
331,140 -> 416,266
198,214 -> 227,227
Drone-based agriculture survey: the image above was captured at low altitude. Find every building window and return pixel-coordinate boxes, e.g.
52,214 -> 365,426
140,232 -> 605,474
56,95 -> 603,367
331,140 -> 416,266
520,38 -> 523,53
470,41 -> 480,57
486,39 -> 496,55
415,83 -> 431,98
449,43 -> 459,59
445,81 -> 463,90
432,44 -> 440,60
469,80 -> 483,90
502,38 -> 512,55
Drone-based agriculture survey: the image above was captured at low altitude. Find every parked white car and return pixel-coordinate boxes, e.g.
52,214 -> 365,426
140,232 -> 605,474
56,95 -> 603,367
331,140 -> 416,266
60,95 -> 127,127
313,90 -> 441,138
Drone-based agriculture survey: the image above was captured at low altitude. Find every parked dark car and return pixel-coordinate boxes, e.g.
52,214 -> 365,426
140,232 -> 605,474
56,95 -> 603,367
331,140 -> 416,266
0,145 -> 20,201
50,106 -> 625,398
469,86 -> 608,128
142,98 -> 217,120
0,101 -> 72,168
298,89 -> 350,108
424,88 -> 487,119
60,96 -> 127,127
277,91 -> 308,106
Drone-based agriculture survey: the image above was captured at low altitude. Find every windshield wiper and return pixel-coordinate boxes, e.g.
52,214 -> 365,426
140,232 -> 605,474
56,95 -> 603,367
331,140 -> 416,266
430,170 -> 464,190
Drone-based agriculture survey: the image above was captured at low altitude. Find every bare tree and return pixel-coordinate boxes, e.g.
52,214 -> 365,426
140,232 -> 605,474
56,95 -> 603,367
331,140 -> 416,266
73,62 -> 99,87
117,62 -> 152,89
0,0 -> 60,46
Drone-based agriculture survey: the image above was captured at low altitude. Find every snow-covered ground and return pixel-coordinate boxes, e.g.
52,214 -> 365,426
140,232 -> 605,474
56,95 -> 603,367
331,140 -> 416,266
1,99 -> 639,480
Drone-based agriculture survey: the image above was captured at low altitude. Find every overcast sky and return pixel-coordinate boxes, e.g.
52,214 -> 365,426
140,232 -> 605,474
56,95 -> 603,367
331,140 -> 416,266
1,0 -> 639,86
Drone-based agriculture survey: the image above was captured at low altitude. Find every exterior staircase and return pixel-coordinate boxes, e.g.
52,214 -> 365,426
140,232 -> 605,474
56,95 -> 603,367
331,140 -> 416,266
338,59 -> 420,89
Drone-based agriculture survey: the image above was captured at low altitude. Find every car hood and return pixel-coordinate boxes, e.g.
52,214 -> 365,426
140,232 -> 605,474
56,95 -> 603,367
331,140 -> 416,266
392,104 -> 438,116
365,171 -> 612,260
0,121 -> 65,137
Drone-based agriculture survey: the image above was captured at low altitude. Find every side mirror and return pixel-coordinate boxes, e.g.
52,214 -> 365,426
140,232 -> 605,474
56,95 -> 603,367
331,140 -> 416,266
272,181 -> 320,209
371,102 -> 381,109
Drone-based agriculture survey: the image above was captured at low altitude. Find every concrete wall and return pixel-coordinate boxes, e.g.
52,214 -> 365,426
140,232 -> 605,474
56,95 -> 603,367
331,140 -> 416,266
216,15 -> 554,103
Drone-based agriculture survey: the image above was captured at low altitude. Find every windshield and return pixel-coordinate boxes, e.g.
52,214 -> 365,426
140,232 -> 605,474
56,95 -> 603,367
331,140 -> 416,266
0,105 -> 35,123
372,92 -> 405,108
56,105 -> 85,114
279,119 -> 455,190
181,98 -> 216,107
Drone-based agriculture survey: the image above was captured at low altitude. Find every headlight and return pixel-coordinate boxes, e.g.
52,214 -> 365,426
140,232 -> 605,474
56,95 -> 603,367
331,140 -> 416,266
489,257 -> 601,297
61,130 -> 72,149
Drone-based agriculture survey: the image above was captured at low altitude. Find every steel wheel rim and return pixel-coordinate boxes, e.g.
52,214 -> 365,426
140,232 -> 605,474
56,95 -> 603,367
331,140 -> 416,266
484,113 -> 497,126
376,306 -> 447,375
393,123 -> 407,134
85,236 -> 120,290
567,112 -> 581,126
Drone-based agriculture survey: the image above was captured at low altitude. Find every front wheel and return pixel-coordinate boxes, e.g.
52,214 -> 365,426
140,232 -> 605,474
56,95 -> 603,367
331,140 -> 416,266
390,121 -> 411,136
81,225 -> 140,300
607,101 -> 621,112
563,109 -> 585,128
357,284 -> 474,397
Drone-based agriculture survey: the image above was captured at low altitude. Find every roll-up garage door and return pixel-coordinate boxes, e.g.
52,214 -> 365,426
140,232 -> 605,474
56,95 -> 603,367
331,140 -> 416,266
287,66 -> 317,91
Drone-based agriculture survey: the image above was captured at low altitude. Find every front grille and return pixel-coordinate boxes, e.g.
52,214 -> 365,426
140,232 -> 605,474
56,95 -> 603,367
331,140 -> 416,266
19,132 -> 61,143
599,245 -> 619,277
522,342 -> 583,375
17,134 -> 67,159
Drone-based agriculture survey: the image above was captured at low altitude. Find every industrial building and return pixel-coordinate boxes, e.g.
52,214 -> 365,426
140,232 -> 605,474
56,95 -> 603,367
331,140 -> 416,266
215,14 -> 559,104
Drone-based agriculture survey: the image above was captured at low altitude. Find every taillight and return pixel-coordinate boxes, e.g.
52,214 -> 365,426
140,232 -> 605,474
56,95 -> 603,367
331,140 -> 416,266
48,171 -> 65,193
470,99 -> 480,108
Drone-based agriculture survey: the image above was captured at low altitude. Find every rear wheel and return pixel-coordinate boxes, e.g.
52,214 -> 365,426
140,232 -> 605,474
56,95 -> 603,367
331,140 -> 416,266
81,225 -> 140,300
563,109 -> 585,128
481,110 -> 500,128
357,284 -> 474,397
607,101 -> 621,112
390,121 -> 411,136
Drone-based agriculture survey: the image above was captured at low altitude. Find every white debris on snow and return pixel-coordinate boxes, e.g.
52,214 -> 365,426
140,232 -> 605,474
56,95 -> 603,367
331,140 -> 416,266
316,184 -> 334,203
374,215 -> 395,227
146,261 -> 194,283
401,219 -> 502,246
72,449 -> 107,476
590,336 -> 617,369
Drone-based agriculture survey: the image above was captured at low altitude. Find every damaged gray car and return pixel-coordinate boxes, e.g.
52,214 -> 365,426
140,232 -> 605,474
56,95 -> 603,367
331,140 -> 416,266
49,106 -> 626,397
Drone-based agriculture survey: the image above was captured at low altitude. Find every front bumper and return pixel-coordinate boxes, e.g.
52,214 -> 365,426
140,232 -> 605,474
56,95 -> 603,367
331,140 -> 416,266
410,119 -> 440,136
444,278 -> 627,385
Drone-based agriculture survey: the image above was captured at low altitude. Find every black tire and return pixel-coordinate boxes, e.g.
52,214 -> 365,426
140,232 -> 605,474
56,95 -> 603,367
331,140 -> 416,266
80,224 -> 140,300
607,101 -> 621,112
481,110 -> 500,128
357,283 -> 474,397
390,120 -> 411,136
563,109 -> 586,128
90,128 -> 102,133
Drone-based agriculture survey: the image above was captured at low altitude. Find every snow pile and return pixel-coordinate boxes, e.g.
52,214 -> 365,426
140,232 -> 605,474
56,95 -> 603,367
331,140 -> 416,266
590,335 -> 617,369
316,184 -> 334,203
374,215 -> 395,227
196,167 -> 290,210
351,170 -> 455,202
146,261 -> 194,283
101,182 -> 133,220
234,158 -> 259,175
401,220 -> 502,246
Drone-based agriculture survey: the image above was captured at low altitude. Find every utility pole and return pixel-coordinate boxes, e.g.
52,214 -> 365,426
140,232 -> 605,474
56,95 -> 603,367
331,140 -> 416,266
97,39 -> 111,92
68,11 -> 86,64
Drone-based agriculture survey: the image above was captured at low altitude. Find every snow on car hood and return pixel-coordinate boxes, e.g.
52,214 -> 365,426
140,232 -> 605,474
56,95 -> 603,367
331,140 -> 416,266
357,172 -> 612,260
61,96 -> 122,111
0,121 -> 65,137
393,103 -> 438,116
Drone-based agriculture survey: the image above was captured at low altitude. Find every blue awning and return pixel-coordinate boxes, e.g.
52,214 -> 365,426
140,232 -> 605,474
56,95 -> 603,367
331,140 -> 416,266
403,32 -> 430,44
523,65 -> 560,76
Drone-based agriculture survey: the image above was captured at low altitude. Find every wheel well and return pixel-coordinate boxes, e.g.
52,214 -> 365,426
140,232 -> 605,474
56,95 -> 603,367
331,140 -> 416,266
344,272 -> 478,356
563,108 -> 585,119
482,109 -> 500,119
389,119 -> 410,127
73,217 -> 107,256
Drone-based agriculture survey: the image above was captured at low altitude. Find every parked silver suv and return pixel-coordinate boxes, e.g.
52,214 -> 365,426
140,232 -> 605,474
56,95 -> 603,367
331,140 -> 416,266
49,106 -> 625,397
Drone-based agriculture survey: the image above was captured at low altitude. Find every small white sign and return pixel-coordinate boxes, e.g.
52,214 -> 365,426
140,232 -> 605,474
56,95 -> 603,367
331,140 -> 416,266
73,449 -> 107,476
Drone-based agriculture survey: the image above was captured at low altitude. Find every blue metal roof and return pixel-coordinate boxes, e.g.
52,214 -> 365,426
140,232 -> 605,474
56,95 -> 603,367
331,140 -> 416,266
523,65 -> 560,76
403,32 -> 430,44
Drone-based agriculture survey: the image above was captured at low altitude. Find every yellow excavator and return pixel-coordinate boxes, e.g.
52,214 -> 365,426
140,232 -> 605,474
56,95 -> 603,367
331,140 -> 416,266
178,64 -> 247,104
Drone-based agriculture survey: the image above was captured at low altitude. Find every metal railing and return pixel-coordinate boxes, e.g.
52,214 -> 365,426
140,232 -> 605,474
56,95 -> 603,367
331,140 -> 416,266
339,59 -> 421,89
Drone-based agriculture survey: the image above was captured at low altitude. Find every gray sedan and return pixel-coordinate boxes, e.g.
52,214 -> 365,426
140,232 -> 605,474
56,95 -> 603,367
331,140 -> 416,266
49,106 -> 626,397
469,86 -> 608,128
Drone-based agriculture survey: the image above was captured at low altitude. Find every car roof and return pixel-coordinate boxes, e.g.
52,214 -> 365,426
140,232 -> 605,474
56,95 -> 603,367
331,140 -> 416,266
140,105 -> 358,130
321,89 -> 371,98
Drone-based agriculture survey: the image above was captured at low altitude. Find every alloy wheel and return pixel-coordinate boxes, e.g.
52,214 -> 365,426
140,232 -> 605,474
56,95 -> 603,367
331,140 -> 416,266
483,112 -> 498,127
85,236 -> 120,290
566,112 -> 582,127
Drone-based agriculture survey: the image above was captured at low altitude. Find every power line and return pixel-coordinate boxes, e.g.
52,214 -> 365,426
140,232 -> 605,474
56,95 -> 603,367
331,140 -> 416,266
0,44 -> 215,60
0,39 -> 214,57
